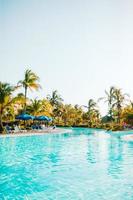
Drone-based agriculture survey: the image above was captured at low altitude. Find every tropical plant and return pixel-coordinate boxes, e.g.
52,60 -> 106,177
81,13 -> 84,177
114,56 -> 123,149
86,99 -> 97,113
18,69 -> 41,112
26,99 -> 43,116
52,103 -> 64,123
2,105 -> 15,122
0,82 -> 15,131
73,105 -> 83,126
113,88 -> 129,123
83,99 -> 99,127
1,70 -> 133,131
26,98 -> 53,117
130,101 -> 133,109
47,90 -> 63,107
47,90 -> 64,121
41,99 -> 53,116
61,104 -> 75,126
122,105 -> 133,125
99,86 -> 115,118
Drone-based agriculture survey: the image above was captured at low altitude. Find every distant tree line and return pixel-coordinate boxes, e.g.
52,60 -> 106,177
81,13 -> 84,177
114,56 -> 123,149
0,69 -> 133,132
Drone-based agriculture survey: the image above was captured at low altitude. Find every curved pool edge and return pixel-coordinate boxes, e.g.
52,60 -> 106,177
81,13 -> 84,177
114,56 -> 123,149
0,128 -> 73,138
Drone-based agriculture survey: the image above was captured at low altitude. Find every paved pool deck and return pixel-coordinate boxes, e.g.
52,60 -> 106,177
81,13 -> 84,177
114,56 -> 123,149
0,128 -> 72,138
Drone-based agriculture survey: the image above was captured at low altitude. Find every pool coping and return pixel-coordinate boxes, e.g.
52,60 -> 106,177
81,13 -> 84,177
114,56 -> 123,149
0,128 -> 72,138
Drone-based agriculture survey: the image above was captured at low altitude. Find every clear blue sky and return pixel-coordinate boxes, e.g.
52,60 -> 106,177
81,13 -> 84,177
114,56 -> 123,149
0,0 -> 133,114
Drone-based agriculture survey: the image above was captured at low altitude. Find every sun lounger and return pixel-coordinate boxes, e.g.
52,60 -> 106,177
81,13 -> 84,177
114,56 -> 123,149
4,125 -> 15,134
13,126 -> 27,133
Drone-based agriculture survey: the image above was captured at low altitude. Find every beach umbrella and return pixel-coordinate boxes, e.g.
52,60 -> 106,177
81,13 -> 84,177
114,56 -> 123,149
34,115 -> 49,121
16,113 -> 34,120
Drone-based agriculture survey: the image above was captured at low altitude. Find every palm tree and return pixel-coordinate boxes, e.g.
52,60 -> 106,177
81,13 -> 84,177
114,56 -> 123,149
18,69 -> 41,112
53,103 -> 63,117
3,105 -> 15,122
61,104 -> 74,126
84,99 -> 97,114
27,99 -> 43,116
130,101 -> 133,109
14,93 -> 27,111
99,86 -> 115,118
47,90 -> 63,107
83,99 -> 98,127
41,99 -> 53,116
113,88 -> 129,123
27,98 -> 53,117
73,105 -> 83,126
0,82 -> 15,131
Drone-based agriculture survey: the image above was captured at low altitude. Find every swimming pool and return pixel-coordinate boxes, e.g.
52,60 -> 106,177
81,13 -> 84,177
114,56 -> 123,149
0,128 -> 133,200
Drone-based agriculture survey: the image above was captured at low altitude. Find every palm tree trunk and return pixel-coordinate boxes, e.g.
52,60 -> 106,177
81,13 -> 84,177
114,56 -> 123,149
109,107 -> 112,117
24,86 -> 27,113
24,86 -> 27,128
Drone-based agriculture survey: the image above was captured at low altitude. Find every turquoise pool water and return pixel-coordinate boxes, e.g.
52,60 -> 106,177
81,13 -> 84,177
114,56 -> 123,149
0,128 -> 133,200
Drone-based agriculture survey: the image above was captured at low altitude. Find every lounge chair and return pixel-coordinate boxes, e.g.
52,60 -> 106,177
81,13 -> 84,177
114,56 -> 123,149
13,125 -> 27,133
4,125 -> 13,134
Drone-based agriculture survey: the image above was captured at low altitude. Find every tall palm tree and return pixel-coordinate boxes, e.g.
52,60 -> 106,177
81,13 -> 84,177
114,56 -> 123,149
18,69 -> 41,112
0,82 -> 15,131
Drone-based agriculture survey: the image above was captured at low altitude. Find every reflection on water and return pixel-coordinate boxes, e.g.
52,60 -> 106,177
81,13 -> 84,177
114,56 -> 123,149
0,128 -> 133,200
